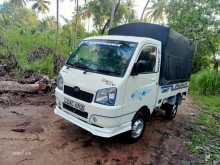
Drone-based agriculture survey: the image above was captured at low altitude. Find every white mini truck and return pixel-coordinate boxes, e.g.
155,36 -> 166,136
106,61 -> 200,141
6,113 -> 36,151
55,23 -> 194,141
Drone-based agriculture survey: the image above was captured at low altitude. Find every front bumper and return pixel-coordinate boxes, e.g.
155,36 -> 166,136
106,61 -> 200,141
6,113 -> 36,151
54,107 -> 131,138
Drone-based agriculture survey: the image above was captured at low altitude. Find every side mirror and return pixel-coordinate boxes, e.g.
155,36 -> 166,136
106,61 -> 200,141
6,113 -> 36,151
131,60 -> 148,76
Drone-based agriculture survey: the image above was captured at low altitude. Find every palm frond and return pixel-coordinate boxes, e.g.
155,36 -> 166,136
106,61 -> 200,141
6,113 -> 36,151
31,0 -> 51,14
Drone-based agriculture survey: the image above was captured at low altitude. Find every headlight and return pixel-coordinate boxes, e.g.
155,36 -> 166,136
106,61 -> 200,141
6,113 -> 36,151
95,87 -> 117,106
57,74 -> 64,90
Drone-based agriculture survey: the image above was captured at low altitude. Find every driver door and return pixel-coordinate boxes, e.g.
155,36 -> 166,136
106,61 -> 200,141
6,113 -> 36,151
125,44 -> 160,113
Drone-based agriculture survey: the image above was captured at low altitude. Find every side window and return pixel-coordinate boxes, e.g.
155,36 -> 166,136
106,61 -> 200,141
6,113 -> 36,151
137,45 -> 157,73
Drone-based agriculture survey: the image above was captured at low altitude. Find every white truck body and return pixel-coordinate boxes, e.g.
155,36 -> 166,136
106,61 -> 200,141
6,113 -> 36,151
54,35 -> 189,138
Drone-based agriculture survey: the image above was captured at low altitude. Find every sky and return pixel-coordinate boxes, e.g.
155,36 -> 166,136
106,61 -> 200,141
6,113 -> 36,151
37,0 -> 144,20
0,0 -> 145,31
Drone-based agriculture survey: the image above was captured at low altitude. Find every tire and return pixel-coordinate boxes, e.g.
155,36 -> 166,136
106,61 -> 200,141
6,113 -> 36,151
126,112 -> 146,143
164,103 -> 178,120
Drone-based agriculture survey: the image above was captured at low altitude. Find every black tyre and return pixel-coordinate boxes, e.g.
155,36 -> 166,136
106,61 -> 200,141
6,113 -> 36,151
127,112 -> 146,143
164,103 -> 178,120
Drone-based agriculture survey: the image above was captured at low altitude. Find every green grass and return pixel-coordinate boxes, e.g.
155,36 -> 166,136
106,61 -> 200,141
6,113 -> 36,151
189,94 -> 220,164
190,70 -> 220,95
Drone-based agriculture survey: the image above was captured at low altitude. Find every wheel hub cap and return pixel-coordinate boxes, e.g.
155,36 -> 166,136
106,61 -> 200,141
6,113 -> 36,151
131,119 -> 144,138
172,105 -> 177,116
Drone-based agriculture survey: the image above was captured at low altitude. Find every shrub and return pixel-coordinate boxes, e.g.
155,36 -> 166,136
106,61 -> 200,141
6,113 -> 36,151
190,70 -> 220,95
25,54 -> 54,77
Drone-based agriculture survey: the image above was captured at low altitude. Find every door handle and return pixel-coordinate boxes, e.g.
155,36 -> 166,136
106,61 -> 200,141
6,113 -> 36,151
150,78 -> 156,81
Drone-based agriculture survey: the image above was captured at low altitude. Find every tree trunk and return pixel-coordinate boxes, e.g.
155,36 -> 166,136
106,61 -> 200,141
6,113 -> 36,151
102,0 -> 120,34
140,0 -> 150,21
214,55 -> 219,73
109,0 -> 117,30
56,0 -> 59,46
74,0 -> 79,49
101,19 -> 110,34
214,62 -> 218,73
0,81 -> 47,93
54,0 -> 59,74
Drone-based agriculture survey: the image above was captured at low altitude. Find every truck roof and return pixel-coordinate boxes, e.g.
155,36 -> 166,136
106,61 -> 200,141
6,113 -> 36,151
84,35 -> 161,45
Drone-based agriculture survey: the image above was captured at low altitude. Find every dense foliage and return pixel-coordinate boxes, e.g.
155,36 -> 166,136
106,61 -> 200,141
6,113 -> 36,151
0,0 -> 219,79
0,1 -> 90,76
0,0 -> 138,76
167,0 -> 220,72
142,0 -> 220,72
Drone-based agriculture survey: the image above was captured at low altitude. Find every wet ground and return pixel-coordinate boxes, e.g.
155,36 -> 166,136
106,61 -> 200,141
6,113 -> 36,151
0,93 -> 201,165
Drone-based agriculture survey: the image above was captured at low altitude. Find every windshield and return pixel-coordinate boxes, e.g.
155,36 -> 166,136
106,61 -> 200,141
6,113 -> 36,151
66,39 -> 137,77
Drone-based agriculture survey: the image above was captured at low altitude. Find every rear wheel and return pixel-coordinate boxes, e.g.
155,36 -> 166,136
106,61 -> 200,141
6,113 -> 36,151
164,103 -> 178,120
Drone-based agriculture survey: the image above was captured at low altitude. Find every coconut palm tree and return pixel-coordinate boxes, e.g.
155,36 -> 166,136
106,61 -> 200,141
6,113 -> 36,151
101,0 -> 121,34
144,0 -> 168,23
58,0 -> 87,48
31,0 -> 50,14
140,0 -> 150,21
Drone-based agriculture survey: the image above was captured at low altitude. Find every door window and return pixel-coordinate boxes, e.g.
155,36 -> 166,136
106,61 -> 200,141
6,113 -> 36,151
137,45 -> 157,73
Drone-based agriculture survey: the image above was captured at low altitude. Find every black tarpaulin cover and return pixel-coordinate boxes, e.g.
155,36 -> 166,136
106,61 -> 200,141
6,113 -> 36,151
109,23 -> 194,85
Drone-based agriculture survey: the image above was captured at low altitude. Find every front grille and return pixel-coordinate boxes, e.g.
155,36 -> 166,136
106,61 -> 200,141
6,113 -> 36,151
63,103 -> 88,118
64,85 -> 93,103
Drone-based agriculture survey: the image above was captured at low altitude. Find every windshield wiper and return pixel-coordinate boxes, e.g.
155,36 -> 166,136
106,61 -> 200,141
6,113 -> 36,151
95,69 -> 121,76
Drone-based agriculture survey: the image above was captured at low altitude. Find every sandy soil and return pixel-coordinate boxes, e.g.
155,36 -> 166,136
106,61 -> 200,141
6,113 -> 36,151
0,93 -> 202,165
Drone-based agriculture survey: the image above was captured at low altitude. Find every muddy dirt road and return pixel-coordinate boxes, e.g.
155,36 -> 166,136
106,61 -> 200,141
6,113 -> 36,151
0,94 -> 201,165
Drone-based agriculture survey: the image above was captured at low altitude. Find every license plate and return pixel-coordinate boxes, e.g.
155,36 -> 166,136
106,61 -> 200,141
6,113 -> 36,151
63,98 -> 85,112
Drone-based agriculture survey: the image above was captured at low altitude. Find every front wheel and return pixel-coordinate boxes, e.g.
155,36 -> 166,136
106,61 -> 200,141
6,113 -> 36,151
126,112 -> 146,143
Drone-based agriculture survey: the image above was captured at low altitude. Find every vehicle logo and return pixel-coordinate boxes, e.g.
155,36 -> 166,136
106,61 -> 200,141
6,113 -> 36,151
73,86 -> 80,92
